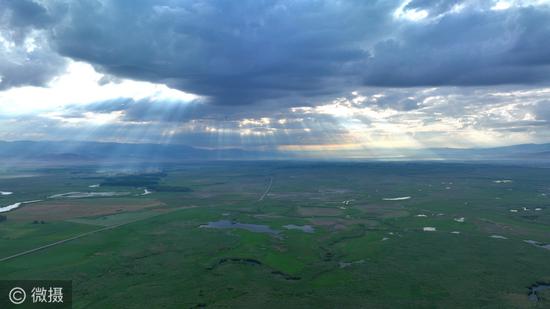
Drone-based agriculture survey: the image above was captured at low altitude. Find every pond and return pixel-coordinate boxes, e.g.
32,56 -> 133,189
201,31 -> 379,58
282,224 -> 315,233
528,283 -> 550,302
199,220 -> 280,235
382,196 -> 411,201
524,240 -> 550,251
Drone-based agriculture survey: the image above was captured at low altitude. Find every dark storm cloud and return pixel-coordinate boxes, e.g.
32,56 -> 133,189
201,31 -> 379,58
3,0 -> 550,109
50,0 -> 550,105
364,6 -> 550,87
2,0 -> 56,30
0,46 -> 66,90
50,0 -> 395,105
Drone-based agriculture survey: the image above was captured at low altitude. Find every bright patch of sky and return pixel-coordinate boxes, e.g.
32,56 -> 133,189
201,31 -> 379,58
0,61 -> 199,115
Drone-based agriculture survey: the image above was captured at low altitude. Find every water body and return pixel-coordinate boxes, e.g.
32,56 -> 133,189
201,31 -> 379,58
209,257 -> 300,281
0,203 -> 21,213
49,192 -> 130,199
0,191 -> 13,195
200,220 -> 280,235
141,188 -> 152,196
383,196 -> 411,201
0,200 -> 42,213
339,259 -> 365,268
283,224 -> 315,233
88,184 -> 100,188
524,240 -> 550,251
528,283 -> 550,302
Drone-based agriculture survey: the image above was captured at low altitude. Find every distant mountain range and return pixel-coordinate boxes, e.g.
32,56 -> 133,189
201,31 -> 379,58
0,140 -> 549,164
0,140 -> 275,163
407,143 -> 550,161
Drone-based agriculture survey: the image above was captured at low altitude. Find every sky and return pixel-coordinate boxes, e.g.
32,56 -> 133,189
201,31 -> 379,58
1,0 -> 550,158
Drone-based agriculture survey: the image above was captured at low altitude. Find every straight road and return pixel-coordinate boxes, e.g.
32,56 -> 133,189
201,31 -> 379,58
0,206 -> 195,263
258,176 -> 273,201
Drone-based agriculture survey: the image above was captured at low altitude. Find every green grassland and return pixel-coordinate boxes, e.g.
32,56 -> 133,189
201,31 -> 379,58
1,162 -> 549,308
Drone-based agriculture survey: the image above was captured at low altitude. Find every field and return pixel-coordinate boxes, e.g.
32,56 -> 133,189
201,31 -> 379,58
1,162 -> 550,308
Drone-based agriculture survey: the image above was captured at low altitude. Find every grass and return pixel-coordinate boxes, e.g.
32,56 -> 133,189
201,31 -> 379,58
0,161 -> 549,308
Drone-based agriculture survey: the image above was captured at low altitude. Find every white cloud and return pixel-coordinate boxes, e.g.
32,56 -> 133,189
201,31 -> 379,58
0,60 -> 200,115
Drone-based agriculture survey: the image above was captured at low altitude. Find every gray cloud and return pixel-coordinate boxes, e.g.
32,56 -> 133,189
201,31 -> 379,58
50,0 -> 394,105
3,0 -> 55,30
49,1 -> 550,106
3,1 -> 550,107
369,92 -> 422,111
66,97 -> 276,123
364,6 -> 550,87
533,100 -> 550,122
68,98 -> 214,123
0,0 -> 67,89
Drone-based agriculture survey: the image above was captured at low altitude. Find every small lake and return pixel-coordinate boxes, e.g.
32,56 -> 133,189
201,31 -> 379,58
283,224 -> 315,233
383,196 -> 411,201
493,179 -> 513,183
200,220 -> 280,235
528,283 -> 550,302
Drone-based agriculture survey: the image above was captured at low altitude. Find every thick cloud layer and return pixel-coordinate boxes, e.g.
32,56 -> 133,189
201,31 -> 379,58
3,0 -> 549,105
365,5 -> 550,86
49,0 -> 394,105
